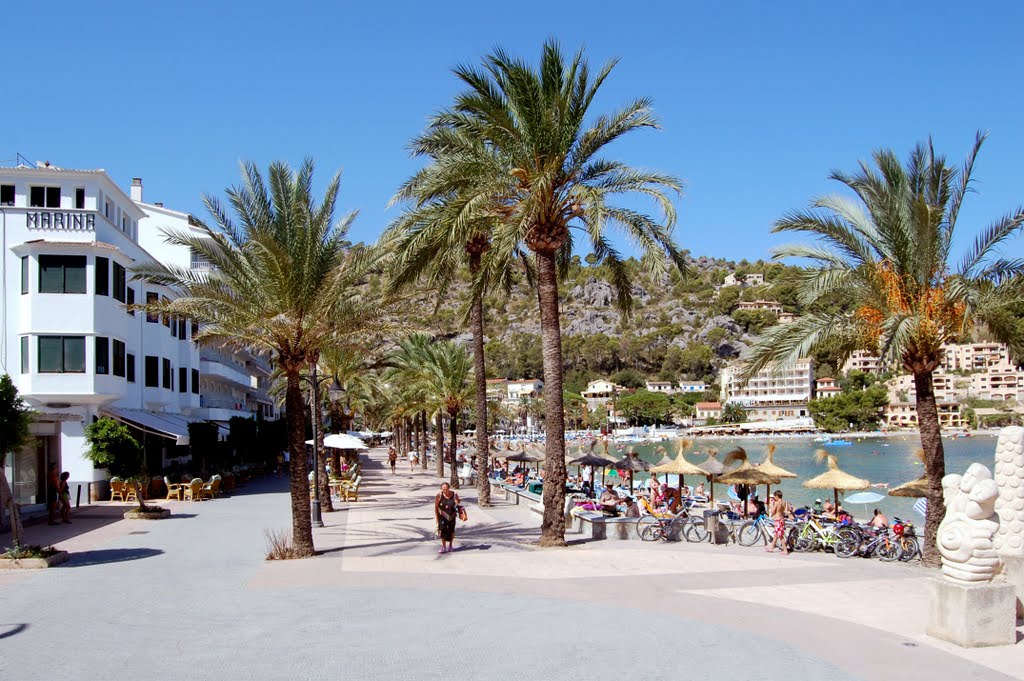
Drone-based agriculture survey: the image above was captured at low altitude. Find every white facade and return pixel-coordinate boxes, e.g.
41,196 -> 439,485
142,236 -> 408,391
136,194 -> 275,425
677,381 -> 707,393
734,300 -> 783,315
941,343 -> 1011,372
645,381 -> 675,394
0,165 -> 200,509
842,349 -> 882,375
720,358 -> 814,421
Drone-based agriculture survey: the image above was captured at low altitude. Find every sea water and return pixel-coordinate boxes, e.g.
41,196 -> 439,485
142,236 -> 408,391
594,434 -> 997,522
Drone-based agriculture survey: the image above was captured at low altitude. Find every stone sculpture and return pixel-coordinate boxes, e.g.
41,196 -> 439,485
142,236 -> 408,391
937,463 -> 1002,584
992,426 -> 1024,556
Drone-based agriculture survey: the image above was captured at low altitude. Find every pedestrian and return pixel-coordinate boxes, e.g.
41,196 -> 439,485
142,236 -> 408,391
434,482 -> 460,554
59,472 -> 72,524
766,490 -> 790,555
47,463 -> 60,525
408,449 -> 417,472
387,446 -> 398,475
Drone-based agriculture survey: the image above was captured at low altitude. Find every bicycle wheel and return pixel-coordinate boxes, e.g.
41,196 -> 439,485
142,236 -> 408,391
874,537 -> 901,562
737,521 -> 762,547
636,516 -> 659,540
792,527 -> 815,552
834,533 -> 860,559
639,524 -> 662,542
682,517 -> 708,543
898,536 -> 920,562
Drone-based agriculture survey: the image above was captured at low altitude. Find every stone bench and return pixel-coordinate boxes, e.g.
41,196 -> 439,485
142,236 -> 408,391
573,511 -> 640,541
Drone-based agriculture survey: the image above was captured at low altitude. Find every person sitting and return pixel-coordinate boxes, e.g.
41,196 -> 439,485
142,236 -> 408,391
870,508 -> 889,528
822,499 -> 836,516
680,484 -> 691,497
694,482 -> 706,497
834,506 -> 853,524
622,496 -> 640,518
599,487 -> 620,516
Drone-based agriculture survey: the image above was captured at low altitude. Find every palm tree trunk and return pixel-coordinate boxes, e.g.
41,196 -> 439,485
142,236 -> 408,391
914,369 -> 946,568
413,416 -> 420,459
315,394 -> 333,513
435,412 -> 444,478
469,255 -> 491,506
285,370 -> 314,556
449,409 -> 459,489
420,410 -> 428,469
535,250 -> 568,547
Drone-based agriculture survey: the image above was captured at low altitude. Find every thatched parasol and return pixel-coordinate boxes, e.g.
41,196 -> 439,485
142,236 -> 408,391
889,449 -> 930,498
755,443 -> 797,497
569,452 -> 611,497
718,447 -> 781,515
652,449 -> 706,510
695,447 -> 726,503
803,449 -> 870,510
611,451 -> 650,493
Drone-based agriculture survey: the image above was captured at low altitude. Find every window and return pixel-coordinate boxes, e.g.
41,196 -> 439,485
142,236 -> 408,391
20,257 -> 28,294
178,319 -> 186,340
121,216 -> 127,232
20,337 -> 28,374
0,185 -> 13,206
145,356 -> 159,387
179,367 -> 187,393
95,257 -> 109,296
170,316 -> 177,338
30,186 -> 61,208
162,297 -> 170,328
113,262 -> 126,303
162,358 -> 171,389
113,340 -> 126,377
39,255 -> 86,293
104,200 -> 112,219
95,337 -> 109,375
146,292 -> 158,323
126,353 -> 136,383
126,287 -> 135,315
192,368 -> 200,395
75,188 -> 85,210
38,336 -> 85,373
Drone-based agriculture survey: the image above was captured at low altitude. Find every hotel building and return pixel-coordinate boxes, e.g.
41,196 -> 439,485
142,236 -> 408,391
719,358 -> 814,421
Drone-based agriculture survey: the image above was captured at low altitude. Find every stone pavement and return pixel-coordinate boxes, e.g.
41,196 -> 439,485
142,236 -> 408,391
1,447 -> 1021,681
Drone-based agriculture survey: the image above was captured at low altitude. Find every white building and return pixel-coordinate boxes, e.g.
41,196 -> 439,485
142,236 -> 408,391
734,300 -> 784,315
722,272 -> 765,288
677,381 -> 707,393
582,379 -> 617,411
970,365 -> 1024,401
814,377 -> 842,399
941,343 -> 1011,372
645,380 -> 675,395
694,401 -> 722,422
506,379 -> 543,401
0,164 -> 200,511
135,195 -> 274,425
842,349 -> 882,375
720,358 -> 814,421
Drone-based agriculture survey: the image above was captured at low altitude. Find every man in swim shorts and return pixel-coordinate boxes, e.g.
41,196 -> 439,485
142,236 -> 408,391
766,490 -> 790,555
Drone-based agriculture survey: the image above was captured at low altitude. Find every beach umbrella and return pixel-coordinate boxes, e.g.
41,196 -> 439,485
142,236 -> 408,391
755,443 -> 797,497
569,452 -> 611,498
695,448 -> 726,504
611,451 -> 650,493
888,449 -> 931,499
718,447 -> 781,516
651,451 -> 705,511
803,449 -> 870,511
598,440 -> 618,485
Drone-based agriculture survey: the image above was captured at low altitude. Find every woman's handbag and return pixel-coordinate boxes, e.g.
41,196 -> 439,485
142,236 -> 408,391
457,505 -> 468,522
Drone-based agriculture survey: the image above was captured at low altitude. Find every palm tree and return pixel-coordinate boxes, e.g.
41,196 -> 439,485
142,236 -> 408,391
406,41 -> 685,545
387,333 -> 442,474
742,133 -> 1024,566
134,159 -> 380,557
420,340 -> 473,488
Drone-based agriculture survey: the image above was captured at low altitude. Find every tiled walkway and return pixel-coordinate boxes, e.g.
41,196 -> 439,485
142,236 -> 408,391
1,449 -> 1020,680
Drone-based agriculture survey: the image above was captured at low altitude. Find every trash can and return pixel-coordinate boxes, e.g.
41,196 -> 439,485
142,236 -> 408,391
703,509 -> 727,545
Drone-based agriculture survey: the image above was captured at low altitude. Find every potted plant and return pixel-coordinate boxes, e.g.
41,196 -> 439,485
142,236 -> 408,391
84,418 -> 169,519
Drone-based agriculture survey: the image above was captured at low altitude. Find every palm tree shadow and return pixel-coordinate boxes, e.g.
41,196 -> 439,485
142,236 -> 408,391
60,548 -> 164,567
0,623 -> 27,640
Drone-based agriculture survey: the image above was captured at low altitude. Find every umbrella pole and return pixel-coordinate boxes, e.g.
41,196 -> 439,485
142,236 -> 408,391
834,489 -> 839,513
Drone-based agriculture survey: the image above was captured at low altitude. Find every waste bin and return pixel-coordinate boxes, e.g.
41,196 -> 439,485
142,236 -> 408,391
703,509 -> 727,545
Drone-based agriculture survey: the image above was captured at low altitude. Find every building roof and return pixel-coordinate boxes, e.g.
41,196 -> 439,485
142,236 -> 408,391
696,401 -> 722,409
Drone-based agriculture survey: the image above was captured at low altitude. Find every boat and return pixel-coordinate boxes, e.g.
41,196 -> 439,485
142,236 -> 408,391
824,439 -> 853,446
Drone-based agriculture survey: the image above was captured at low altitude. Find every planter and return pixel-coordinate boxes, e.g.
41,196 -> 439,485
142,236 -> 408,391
0,550 -> 69,569
123,507 -> 171,520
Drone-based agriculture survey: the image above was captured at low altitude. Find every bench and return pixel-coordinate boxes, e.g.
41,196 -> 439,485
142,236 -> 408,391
573,511 -> 641,541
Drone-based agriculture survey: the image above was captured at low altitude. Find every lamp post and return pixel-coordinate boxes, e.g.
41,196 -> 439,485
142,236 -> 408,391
309,363 -> 324,528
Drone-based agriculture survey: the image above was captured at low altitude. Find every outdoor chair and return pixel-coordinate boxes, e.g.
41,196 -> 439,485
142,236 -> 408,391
125,482 -> 139,503
183,478 -> 204,501
199,475 -> 221,500
341,475 -> 362,502
164,477 -> 183,501
110,478 -> 126,502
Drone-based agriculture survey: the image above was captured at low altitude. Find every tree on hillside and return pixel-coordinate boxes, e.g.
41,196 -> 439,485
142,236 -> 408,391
720,402 -> 747,423
808,385 -> 889,432
396,41 -> 685,545
134,160 -> 384,557
0,375 -> 32,544
741,133 -> 1024,566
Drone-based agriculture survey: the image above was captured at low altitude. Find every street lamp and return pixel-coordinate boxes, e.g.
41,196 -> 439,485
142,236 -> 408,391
309,363 -> 325,528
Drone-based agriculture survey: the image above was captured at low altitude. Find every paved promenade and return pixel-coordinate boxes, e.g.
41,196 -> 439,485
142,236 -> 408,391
1,447 -> 1021,680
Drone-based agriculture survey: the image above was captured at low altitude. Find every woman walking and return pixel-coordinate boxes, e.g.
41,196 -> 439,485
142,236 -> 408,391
434,482 -> 460,554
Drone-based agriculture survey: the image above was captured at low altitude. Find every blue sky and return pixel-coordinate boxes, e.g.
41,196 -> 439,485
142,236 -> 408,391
5,1 -> 1023,262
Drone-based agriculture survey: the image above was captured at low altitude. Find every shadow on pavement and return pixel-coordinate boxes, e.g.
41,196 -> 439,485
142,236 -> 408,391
60,548 -> 164,567
0,623 -> 27,640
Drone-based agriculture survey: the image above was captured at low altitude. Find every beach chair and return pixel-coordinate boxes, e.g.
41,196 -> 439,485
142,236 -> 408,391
199,475 -> 221,500
183,478 -> 204,501
110,478 -> 126,502
341,476 -> 362,502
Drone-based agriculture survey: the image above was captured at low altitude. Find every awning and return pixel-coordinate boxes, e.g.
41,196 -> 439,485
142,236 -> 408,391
305,433 -> 368,450
101,408 -> 199,446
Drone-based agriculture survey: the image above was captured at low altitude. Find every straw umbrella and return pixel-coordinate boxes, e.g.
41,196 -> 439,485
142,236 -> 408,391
803,449 -> 869,511
651,452 -> 705,511
611,451 -> 650,493
718,447 -> 781,517
755,443 -> 797,498
597,440 -> 618,486
651,446 -> 674,494
695,447 -> 726,503
569,452 -> 611,498
889,449 -> 930,498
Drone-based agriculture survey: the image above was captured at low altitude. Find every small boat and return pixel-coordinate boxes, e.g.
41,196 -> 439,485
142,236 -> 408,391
824,439 -> 853,446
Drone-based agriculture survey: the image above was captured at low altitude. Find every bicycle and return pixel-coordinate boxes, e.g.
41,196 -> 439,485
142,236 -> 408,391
788,512 -> 857,553
636,500 -> 708,542
835,524 -> 901,561
737,513 -> 776,547
892,517 -> 920,562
